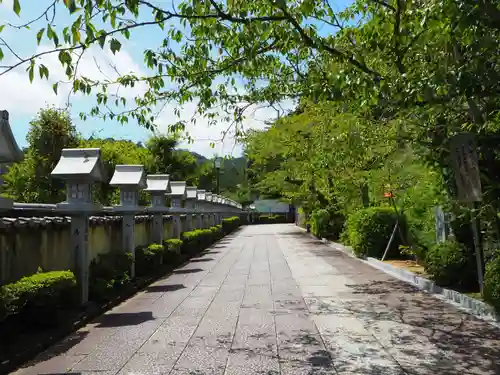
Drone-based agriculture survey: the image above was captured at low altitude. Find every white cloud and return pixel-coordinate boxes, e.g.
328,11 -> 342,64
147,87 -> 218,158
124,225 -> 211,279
0,43 -> 146,117
154,100 -> 294,157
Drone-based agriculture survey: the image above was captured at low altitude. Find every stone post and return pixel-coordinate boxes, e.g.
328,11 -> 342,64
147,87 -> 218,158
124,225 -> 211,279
110,165 -> 146,278
186,186 -> 198,231
51,148 -> 105,304
196,189 -> 206,229
168,181 -> 187,238
145,174 -> 171,244
205,192 -> 213,227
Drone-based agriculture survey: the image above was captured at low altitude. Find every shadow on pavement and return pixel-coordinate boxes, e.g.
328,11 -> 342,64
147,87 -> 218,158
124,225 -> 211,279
189,258 -> 215,263
146,283 -> 186,293
16,331 -> 89,372
173,268 -> 204,274
342,279 -> 500,375
95,311 -> 154,327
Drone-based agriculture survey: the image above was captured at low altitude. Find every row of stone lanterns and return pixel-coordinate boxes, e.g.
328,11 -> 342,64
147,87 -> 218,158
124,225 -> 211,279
49,148 -> 241,303
0,110 -> 242,304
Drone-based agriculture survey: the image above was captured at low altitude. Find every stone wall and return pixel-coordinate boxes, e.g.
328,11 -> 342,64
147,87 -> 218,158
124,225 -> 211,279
0,215 -> 180,284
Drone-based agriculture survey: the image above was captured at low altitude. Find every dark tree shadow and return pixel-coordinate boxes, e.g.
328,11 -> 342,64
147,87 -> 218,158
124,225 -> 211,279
95,311 -> 154,327
189,258 -> 215,263
12,331 -> 89,373
146,284 -> 186,293
173,268 -> 204,274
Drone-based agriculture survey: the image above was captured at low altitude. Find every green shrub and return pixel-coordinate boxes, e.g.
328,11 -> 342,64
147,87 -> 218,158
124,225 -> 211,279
0,270 -> 77,324
253,214 -> 290,224
222,216 -> 240,234
425,239 -> 476,288
163,239 -> 183,263
484,254 -> 500,313
311,209 -> 345,240
344,206 -> 405,258
89,252 -> 133,302
136,243 -> 164,276
181,226 -> 223,254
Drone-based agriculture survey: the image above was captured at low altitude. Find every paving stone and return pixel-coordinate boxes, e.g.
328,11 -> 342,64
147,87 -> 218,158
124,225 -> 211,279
225,351 -> 280,375
14,225 -> 500,375
140,316 -> 200,351
172,338 -> 229,375
117,347 -> 184,375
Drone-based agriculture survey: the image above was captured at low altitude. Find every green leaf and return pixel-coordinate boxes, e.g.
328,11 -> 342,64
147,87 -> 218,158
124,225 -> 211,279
52,82 -> 58,95
27,62 -> 34,83
0,25 -> 5,33
13,0 -> 20,16
36,28 -> 45,45
109,38 -> 121,54
0,47 -> 3,61
98,34 -> 106,49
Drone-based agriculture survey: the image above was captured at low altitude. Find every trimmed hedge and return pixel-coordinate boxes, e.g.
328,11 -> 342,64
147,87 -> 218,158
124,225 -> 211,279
136,244 -> 164,276
424,239 -> 477,289
89,252 -> 133,302
343,207 -> 405,258
0,270 -> 77,324
484,254 -> 500,313
310,209 -> 345,240
222,216 -> 241,234
163,239 -> 183,263
1,220 -> 242,326
253,214 -> 290,224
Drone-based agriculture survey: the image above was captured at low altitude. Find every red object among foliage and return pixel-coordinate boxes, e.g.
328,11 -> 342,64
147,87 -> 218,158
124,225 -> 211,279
384,192 -> 393,198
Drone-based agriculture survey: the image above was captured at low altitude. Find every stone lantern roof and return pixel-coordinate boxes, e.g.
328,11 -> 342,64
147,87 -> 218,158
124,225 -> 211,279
197,189 -> 206,201
51,148 -> 105,182
145,174 -> 171,192
168,181 -> 187,198
0,110 -> 23,163
110,165 -> 146,189
186,186 -> 198,200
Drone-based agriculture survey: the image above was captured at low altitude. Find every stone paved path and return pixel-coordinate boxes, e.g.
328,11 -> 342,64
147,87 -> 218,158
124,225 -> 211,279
13,224 -> 500,375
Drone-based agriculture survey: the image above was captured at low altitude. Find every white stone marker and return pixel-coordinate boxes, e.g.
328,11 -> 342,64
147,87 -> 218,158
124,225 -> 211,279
168,181 -> 187,238
196,189 -> 206,229
185,186 -> 198,231
51,148 -> 105,304
110,165 -> 146,278
145,174 -> 171,244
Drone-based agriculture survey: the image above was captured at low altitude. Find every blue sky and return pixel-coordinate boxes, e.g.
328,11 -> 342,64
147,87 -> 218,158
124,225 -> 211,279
0,0 -> 350,157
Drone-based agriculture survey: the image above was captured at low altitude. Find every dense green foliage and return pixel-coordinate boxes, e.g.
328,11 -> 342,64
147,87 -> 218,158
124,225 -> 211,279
484,254 -> 500,313
3,108 -> 245,204
310,209 -> 344,240
344,207 -> 404,259
425,240 -> 477,289
135,244 -> 165,276
0,270 -> 76,324
89,252 -> 133,302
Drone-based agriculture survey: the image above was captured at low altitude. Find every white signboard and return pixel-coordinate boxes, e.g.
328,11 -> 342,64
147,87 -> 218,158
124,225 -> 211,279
450,133 -> 482,202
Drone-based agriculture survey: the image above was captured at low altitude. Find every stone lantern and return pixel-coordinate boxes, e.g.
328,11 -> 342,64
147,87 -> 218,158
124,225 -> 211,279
0,110 -> 23,209
185,186 -> 198,231
168,181 -> 187,238
145,174 -> 171,244
51,148 -> 105,304
196,189 -> 206,229
110,165 -> 146,278
205,192 -> 214,227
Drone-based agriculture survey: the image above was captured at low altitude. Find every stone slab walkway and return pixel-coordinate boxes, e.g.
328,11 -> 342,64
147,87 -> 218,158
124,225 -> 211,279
13,224 -> 500,375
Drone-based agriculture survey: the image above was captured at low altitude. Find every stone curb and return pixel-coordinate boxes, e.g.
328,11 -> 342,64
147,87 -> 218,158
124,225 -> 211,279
295,224 -> 500,328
